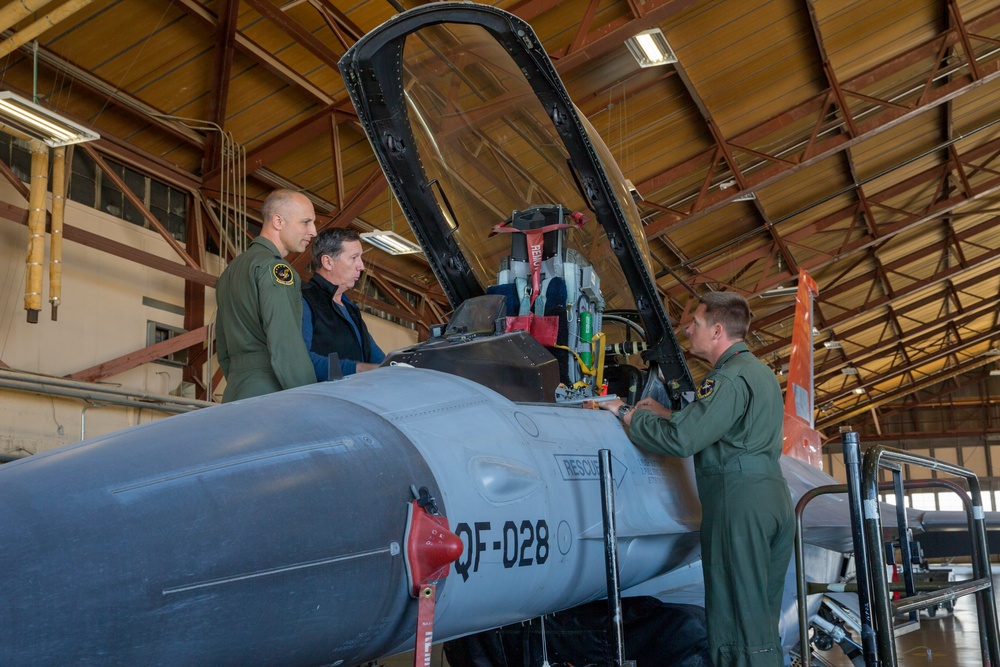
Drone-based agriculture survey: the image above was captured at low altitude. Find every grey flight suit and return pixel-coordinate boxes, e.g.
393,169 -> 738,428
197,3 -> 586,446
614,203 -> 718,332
215,237 -> 317,402
628,342 -> 794,667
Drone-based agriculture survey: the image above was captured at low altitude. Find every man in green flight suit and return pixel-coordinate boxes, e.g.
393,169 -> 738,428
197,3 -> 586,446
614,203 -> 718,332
597,291 -> 794,667
215,189 -> 318,402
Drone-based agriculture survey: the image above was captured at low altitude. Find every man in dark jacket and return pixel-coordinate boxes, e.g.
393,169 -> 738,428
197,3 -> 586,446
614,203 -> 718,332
301,228 -> 386,379
596,291 -> 793,667
215,189 -> 318,402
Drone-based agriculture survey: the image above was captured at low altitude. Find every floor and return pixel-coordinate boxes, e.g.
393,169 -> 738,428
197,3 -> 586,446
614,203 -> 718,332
374,566 -> 997,667
813,565 -> 996,666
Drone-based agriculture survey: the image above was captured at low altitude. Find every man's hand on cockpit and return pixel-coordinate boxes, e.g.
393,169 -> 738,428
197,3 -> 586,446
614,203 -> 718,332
584,397 -> 671,428
635,397 -> 673,420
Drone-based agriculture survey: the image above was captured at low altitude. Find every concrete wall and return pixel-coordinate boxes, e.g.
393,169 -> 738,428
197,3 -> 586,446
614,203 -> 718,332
0,182 -> 417,457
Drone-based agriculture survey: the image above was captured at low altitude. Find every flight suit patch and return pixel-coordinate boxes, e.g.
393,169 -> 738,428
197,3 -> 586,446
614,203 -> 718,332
273,263 -> 294,286
698,378 -> 715,399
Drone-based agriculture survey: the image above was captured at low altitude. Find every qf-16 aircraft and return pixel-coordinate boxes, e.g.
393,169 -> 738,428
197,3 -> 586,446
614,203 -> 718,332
1,4 -> 991,666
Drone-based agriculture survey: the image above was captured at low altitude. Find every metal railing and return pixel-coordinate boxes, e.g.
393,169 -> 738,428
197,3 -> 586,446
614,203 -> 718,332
861,441 -> 1000,666
794,430 -> 1000,666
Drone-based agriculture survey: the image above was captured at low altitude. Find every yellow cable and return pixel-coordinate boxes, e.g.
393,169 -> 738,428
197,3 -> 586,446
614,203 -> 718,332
592,332 -> 606,390
552,344 -> 595,376
555,330 -> 608,390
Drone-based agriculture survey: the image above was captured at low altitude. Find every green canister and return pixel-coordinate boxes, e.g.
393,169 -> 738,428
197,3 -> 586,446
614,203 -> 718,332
579,310 -> 593,367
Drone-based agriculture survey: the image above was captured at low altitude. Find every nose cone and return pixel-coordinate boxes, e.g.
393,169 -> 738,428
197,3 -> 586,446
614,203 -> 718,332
0,387 -> 443,666
405,499 -> 465,596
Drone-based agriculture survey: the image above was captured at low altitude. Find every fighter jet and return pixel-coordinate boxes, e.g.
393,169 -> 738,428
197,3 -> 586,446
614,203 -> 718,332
0,4 -> 988,667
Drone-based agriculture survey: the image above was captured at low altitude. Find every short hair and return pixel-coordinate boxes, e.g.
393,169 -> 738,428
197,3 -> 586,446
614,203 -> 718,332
699,291 -> 751,340
311,228 -> 362,271
261,189 -> 303,226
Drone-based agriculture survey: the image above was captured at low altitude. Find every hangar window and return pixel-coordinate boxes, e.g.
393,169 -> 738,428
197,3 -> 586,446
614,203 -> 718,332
0,133 -> 33,182
67,149 -> 188,243
910,492 -> 937,511
149,180 -> 187,241
70,148 -> 97,207
11,139 -> 31,180
0,140 -> 188,242
357,279 -> 418,331
937,492 -> 965,512
147,321 -> 188,367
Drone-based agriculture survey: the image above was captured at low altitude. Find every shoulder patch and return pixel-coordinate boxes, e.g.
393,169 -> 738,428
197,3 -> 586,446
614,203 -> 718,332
697,377 -> 716,400
272,263 -> 294,286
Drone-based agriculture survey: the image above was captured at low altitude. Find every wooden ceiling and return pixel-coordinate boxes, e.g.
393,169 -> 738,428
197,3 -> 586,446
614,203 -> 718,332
1,0 -> 998,446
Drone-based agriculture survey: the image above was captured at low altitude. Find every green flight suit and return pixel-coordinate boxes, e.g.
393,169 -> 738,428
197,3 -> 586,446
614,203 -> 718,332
215,237 -> 317,402
628,342 -> 794,667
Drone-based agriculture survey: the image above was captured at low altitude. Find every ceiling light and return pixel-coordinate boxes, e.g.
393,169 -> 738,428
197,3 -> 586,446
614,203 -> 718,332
625,29 -> 677,68
719,179 -> 756,201
984,349 -> 1000,356
991,370 -> 1000,376
360,230 -> 422,255
823,340 -> 842,349
853,388 -> 865,395
0,91 -> 99,147
760,286 -> 798,298
841,367 -> 858,375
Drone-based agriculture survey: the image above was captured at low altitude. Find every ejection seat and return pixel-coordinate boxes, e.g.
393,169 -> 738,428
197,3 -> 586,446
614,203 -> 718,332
488,205 -> 609,400
383,204 -> 616,404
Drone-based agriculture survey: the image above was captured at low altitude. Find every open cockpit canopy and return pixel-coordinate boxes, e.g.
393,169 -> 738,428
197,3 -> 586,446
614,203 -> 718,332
340,3 -> 694,403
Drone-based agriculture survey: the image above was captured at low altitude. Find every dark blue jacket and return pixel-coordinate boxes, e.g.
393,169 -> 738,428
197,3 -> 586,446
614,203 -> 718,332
301,273 -> 385,379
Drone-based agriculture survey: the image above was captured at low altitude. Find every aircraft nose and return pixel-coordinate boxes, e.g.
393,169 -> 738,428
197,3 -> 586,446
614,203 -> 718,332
405,499 -> 464,595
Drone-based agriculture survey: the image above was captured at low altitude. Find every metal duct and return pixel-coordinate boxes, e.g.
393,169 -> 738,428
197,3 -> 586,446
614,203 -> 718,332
50,145 -> 65,320
24,139 -> 47,324
0,368 -> 215,414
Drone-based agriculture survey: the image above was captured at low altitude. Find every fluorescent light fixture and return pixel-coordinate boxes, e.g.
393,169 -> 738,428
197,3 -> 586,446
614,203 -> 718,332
841,367 -> 858,375
760,286 -> 798,298
625,29 -> 677,68
625,178 -> 643,203
0,91 -> 99,147
853,388 -> 865,395
823,340 -> 842,349
720,180 -> 756,201
991,370 -> 1000,376
360,230 -> 422,255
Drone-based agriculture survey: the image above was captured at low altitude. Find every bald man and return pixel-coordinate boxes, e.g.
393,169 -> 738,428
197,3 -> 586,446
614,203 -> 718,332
215,189 -> 318,402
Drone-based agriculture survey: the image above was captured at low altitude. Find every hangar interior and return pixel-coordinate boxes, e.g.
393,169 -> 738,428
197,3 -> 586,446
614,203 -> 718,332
1,0 -> 997,504
0,0 -> 998,663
